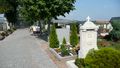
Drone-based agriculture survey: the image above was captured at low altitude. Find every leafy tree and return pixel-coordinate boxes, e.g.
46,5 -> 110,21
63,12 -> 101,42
49,24 -> 59,48
109,18 -> 120,41
70,23 -> 79,47
18,0 -> 76,34
0,0 -> 18,26
0,0 -> 11,13
61,38 -> 69,56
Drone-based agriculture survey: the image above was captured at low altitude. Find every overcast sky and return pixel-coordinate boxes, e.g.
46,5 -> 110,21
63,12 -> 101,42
58,0 -> 120,21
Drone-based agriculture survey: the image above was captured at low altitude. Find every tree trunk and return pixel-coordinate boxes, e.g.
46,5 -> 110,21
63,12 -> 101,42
39,20 -> 42,35
47,19 -> 51,35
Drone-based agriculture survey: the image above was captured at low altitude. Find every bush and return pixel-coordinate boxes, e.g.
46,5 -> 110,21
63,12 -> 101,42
75,58 -> 85,68
85,48 -> 120,68
70,23 -> 79,47
75,48 -> 120,68
7,29 -> 13,34
49,24 -> 59,48
61,38 -> 69,56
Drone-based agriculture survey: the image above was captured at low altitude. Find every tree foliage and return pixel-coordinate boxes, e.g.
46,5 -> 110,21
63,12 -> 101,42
18,0 -> 76,34
49,24 -> 59,48
0,0 -> 18,25
109,18 -> 120,41
0,0 -> 12,13
61,38 -> 69,56
70,23 -> 79,47
18,0 -> 75,20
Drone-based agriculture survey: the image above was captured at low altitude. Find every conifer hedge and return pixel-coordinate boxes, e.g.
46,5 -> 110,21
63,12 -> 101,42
49,24 -> 59,48
70,23 -> 79,47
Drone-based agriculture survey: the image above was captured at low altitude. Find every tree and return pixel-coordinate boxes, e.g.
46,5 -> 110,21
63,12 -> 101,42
70,23 -> 79,47
18,0 -> 76,34
61,38 -> 69,56
109,18 -> 120,41
62,37 -> 66,44
0,0 -> 18,26
49,24 -> 59,48
0,0 -> 11,13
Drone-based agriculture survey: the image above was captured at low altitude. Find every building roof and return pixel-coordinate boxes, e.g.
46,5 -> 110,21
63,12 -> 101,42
95,20 -> 110,24
51,19 -> 83,24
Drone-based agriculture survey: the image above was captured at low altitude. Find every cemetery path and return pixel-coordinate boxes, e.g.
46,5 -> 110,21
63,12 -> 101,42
0,28 -> 57,68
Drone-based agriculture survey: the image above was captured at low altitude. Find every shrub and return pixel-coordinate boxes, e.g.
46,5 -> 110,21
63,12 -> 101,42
70,23 -> 79,47
7,29 -> 13,34
75,58 -> 85,68
85,48 -> 120,68
49,24 -> 59,48
61,38 -> 69,56
12,27 -> 16,31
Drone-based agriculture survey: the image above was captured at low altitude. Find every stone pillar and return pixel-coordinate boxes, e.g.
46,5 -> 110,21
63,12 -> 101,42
78,16 -> 98,58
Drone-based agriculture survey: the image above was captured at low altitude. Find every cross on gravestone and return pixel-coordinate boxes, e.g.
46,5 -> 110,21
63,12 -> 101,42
78,16 -> 98,58
86,16 -> 91,22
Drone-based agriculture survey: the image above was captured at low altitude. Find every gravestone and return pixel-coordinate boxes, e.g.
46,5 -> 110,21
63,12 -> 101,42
79,16 -> 98,58
56,28 -> 70,44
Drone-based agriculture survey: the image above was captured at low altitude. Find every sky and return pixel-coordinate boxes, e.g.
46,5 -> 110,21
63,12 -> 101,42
58,0 -> 120,21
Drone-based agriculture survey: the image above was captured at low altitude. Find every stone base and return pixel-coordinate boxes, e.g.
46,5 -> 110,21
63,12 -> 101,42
66,60 -> 78,68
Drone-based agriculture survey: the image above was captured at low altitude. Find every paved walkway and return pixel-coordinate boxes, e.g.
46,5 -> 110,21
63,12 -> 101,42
0,28 -> 57,68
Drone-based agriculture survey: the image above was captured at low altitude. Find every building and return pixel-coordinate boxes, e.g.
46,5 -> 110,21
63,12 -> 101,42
0,14 -> 10,31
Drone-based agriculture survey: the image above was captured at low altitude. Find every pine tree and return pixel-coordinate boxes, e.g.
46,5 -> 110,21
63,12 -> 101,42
61,38 -> 69,56
70,23 -> 79,47
49,24 -> 59,48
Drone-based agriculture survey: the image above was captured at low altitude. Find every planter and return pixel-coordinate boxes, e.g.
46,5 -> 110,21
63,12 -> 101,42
66,60 -> 78,68
49,48 -> 77,61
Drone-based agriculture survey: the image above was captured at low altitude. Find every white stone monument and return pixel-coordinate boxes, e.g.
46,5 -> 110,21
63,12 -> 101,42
79,16 -> 98,58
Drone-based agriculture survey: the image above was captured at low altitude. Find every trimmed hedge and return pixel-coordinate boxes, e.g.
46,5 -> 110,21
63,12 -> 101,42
75,48 -> 120,68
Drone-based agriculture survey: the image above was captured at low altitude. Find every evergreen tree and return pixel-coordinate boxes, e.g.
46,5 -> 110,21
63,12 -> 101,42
49,24 -> 59,48
61,38 -> 69,56
70,23 -> 79,47
62,37 -> 66,45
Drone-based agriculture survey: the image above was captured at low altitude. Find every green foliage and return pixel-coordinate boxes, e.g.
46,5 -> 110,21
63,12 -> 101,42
75,48 -> 120,68
61,38 -> 69,56
0,0 -> 12,13
70,23 -> 79,47
0,0 -> 18,25
19,0 -> 76,20
109,18 -> 120,41
85,48 -> 120,68
62,37 -> 66,44
75,58 -> 85,68
18,0 -> 76,34
49,24 -> 59,48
